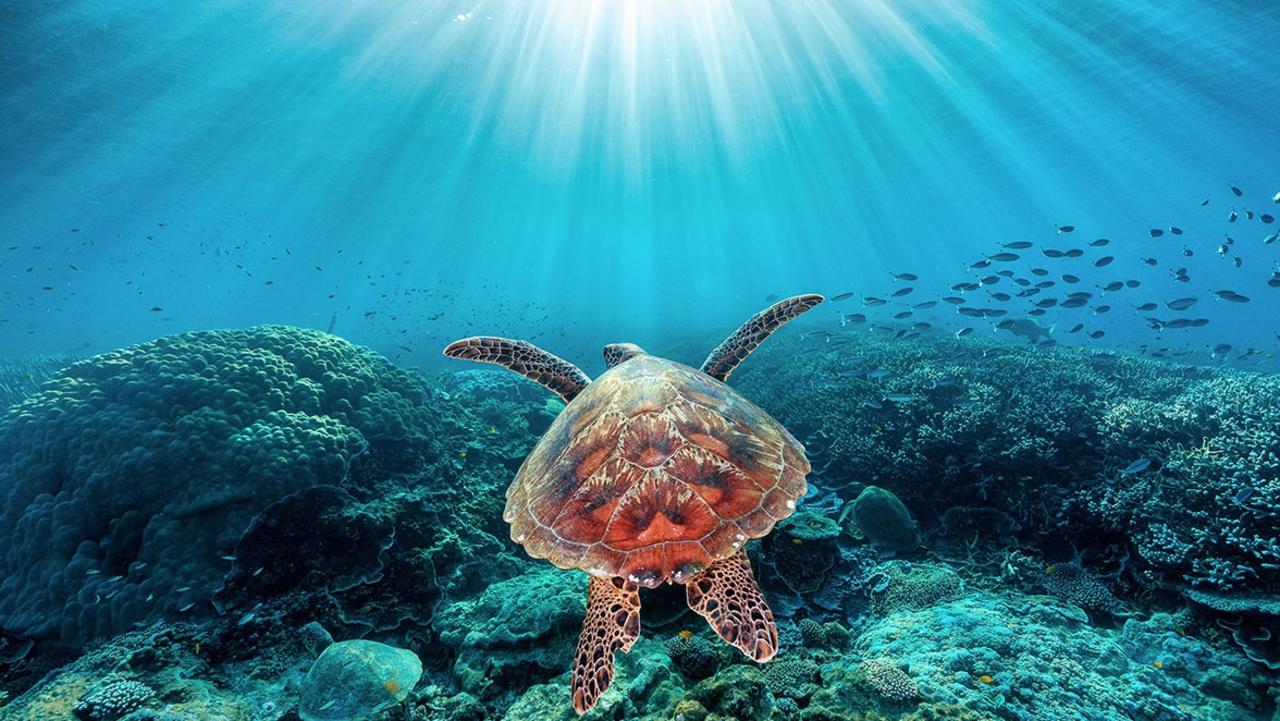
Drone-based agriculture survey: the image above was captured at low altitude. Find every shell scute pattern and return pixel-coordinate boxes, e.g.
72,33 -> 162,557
506,355 -> 808,587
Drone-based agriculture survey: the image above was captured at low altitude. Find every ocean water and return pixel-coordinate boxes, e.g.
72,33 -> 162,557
2,2 -> 1280,720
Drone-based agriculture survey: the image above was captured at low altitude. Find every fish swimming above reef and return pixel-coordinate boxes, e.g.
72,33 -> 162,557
999,318 -> 1054,343
442,294 -> 821,713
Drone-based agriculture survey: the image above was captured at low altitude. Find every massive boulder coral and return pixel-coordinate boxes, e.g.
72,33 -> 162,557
0,326 -> 441,646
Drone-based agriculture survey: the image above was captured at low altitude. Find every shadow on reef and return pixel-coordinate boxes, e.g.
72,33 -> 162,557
0,325 -> 1277,720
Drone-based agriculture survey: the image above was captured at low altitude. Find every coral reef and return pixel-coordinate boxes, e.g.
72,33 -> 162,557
851,486 -> 919,553
0,354 -> 76,411
0,326 -> 444,646
298,639 -> 422,721
2,326 -> 1280,721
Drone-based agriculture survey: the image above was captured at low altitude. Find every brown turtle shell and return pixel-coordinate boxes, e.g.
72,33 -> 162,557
504,354 -> 809,588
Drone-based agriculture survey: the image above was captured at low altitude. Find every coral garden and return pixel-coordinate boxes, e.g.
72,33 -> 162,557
1,326 -> 1278,720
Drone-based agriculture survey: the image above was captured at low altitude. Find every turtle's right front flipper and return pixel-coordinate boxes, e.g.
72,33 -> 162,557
443,336 -> 591,403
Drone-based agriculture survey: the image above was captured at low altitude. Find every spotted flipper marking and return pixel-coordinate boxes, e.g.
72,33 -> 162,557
443,336 -> 591,403
572,575 -> 641,714
685,549 -> 777,662
700,294 -> 824,382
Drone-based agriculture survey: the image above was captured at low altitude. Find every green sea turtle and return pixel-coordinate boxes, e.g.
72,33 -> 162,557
443,294 -> 822,713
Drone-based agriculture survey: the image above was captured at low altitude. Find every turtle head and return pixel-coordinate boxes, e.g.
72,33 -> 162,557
603,343 -> 647,368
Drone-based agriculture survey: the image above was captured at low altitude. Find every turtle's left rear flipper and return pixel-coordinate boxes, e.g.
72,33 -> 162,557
572,576 -> 641,714
685,549 -> 778,661
443,336 -> 590,403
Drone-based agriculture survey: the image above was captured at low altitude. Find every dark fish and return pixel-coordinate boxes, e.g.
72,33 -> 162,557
1002,241 -> 1033,249
1126,280 -> 1141,288
1214,290 -> 1250,303
1103,281 -> 1123,292
1150,228 -> 1164,237
325,313 -> 337,333
981,276 -> 1001,285
942,296 -> 966,304
1192,318 -> 1210,327
956,327 -> 974,337
1201,197 -> 1211,206
1136,303 -> 1157,311
1028,308 -> 1047,317
971,259 -> 992,269
844,313 -> 867,324
1165,318 -> 1195,329
1143,257 -> 1158,266
1213,343 -> 1232,356
1169,227 -> 1183,235
831,292 -> 855,301
1094,256 -> 1114,267
893,273 -> 919,281
1121,458 -> 1151,475
1261,214 -> 1275,224
990,292 -> 1011,301
1031,268 -> 1049,276
1089,330 -> 1105,339
1228,210 -> 1238,223
1035,298 -> 1057,308
1089,238 -> 1110,247
914,301 -> 938,309
1064,249 -> 1084,258
1057,225 -> 1075,233
1043,249 -> 1065,258
952,282 -> 980,292
864,296 -> 888,306
1062,274 -> 1080,283
891,287 -> 914,298
1068,323 -> 1084,333
1230,185 -> 1242,197
1232,256 -> 1242,268
1061,297 -> 1088,308
892,310 -> 913,319
1166,297 -> 1197,311
1094,305 -> 1111,313
1035,281 -> 1056,289
989,252 -> 1020,262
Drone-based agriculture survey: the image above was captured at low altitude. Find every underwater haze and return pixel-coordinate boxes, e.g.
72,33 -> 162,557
3,2 -> 1280,721
3,0 -> 1280,367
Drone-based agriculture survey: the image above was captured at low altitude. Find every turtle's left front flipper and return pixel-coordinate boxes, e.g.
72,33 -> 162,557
443,336 -> 590,403
686,549 -> 778,662
572,576 -> 641,714
701,294 -> 824,382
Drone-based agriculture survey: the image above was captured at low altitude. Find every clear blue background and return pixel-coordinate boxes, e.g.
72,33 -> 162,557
2,0 -> 1278,371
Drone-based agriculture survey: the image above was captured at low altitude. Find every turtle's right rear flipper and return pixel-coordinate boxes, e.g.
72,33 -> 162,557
443,336 -> 591,403
572,576 -> 641,714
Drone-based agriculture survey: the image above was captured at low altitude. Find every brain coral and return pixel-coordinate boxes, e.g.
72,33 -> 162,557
0,326 -> 438,646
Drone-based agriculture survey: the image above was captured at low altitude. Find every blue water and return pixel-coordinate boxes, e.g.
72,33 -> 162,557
3,0 -> 1278,369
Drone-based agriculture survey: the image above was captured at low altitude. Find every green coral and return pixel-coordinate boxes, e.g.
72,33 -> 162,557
0,326 -> 445,646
